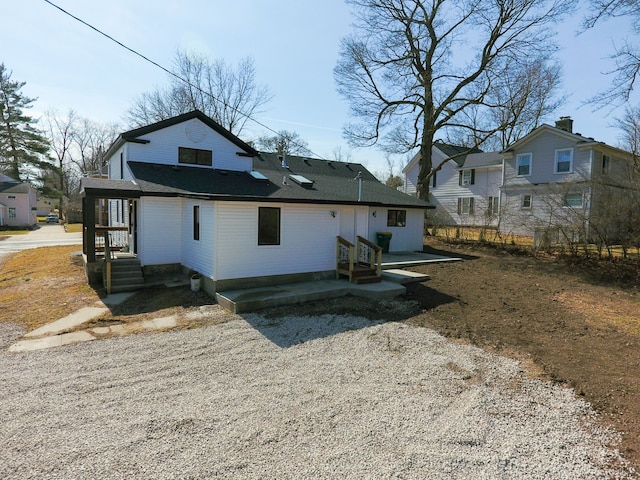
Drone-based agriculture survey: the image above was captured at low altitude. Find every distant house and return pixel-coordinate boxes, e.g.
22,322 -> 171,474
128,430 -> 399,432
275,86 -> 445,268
81,110 -> 429,294
403,117 -> 637,243
403,143 -> 501,227
0,175 -> 37,227
500,117 -> 637,243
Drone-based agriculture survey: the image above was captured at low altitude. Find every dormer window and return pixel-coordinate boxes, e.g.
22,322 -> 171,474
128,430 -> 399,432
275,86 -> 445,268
179,147 -> 212,166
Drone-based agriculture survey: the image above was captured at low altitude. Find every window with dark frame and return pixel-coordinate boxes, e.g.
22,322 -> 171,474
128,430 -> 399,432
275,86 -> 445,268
387,209 -> 407,227
602,155 -> 610,175
193,205 -> 200,241
258,207 -> 280,245
457,197 -> 474,215
179,147 -> 213,166
459,169 -> 475,186
488,196 -> 499,215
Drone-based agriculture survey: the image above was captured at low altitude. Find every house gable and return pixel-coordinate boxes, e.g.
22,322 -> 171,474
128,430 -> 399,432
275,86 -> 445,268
106,110 -> 258,180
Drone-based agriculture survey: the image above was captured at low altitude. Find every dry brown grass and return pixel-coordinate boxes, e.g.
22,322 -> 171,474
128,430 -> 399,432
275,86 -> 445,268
0,246 -> 101,331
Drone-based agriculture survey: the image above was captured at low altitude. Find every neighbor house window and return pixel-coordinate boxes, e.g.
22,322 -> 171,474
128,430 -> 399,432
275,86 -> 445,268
601,155 -> 610,175
120,152 -> 124,179
521,194 -> 532,209
457,197 -> 474,215
488,196 -> 499,216
193,205 -> 200,241
258,207 -> 280,245
516,153 -> 532,176
179,147 -> 213,166
564,193 -> 583,208
555,148 -> 573,174
459,169 -> 475,186
387,209 -> 406,227
429,171 -> 437,188
8,207 -> 16,218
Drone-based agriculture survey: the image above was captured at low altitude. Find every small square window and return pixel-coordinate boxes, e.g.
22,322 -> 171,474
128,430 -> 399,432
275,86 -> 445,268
555,149 -> 573,174
387,209 -> 406,227
521,194 -> 532,209
564,193 -> 583,208
517,154 -> 531,176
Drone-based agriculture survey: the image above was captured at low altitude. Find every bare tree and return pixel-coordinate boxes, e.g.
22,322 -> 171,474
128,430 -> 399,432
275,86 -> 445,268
73,118 -> 120,177
583,0 -> 640,104
44,109 -> 78,220
128,50 -> 273,135
334,0 -> 574,200
450,59 -> 565,150
330,145 -> 353,163
253,130 -> 311,156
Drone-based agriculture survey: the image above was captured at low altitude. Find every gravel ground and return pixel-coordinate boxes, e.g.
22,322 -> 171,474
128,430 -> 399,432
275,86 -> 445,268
0,313 -> 632,479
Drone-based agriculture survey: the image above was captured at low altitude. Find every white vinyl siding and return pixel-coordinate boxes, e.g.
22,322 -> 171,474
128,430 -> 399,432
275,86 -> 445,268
126,120 -> 252,172
214,203 -> 339,280
137,197 -> 183,266
367,208 -> 424,251
181,200 -> 214,277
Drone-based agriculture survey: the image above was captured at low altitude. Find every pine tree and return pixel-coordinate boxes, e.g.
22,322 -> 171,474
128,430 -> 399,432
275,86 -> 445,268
0,63 -> 51,182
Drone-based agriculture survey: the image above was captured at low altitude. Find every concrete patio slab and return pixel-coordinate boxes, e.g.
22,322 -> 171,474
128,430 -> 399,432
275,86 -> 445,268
9,331 -> 95,352
382,269 -> 430,284
24,307 -> 109,338
216,279 -> 406,314
381,251 -> 462,269
90,315 -> 178,338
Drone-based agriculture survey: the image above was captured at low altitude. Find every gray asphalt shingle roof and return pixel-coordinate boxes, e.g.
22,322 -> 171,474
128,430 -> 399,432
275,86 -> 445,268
82,153 -> 429,208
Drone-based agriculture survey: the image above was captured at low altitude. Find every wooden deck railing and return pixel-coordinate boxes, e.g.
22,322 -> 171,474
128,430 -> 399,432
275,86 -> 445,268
336,235 -> 382,281
356,236 -> 382,277
336,236 -> 355,282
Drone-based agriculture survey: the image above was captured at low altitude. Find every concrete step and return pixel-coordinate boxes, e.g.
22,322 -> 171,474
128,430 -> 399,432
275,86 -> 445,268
381,269 -> 430,284
216,279 -> 405,314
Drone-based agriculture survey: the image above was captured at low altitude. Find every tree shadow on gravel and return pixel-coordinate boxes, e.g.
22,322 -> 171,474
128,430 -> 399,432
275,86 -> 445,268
246,295 -> 423,348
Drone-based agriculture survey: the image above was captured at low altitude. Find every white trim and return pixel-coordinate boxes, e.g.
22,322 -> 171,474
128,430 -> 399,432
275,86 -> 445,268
521,194 -> 532,209
554,148 -> 573,174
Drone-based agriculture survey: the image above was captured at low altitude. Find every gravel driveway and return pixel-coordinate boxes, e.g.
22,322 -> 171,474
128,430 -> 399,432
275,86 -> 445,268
0,312 -> 631,479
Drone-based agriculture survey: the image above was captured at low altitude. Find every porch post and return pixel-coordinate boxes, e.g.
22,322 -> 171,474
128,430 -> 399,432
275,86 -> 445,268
84,194 -> 96,263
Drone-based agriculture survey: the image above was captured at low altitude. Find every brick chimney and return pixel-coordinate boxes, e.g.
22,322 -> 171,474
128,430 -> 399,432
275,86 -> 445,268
555,116 -> 573,133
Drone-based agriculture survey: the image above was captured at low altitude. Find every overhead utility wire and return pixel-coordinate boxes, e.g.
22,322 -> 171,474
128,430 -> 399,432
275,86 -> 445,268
43,0 -> 321,158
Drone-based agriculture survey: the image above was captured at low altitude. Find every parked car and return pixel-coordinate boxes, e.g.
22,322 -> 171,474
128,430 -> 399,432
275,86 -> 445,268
46,214 -> 59,223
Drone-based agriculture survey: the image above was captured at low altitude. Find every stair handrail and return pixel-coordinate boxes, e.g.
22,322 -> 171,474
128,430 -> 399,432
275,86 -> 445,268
357,236 -> 383,277
104,231 -> 112,294
336,236 -> 355,282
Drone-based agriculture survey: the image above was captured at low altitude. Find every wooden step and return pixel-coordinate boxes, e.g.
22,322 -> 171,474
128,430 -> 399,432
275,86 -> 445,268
354,275 -> 382,284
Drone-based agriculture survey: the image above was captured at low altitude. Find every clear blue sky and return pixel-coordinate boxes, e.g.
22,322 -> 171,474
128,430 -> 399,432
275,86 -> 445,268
2,0 -> 636,177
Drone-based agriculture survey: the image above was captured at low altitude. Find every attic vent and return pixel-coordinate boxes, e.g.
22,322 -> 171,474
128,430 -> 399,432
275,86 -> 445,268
249,170 -> 269,181
289,174 -> 314,186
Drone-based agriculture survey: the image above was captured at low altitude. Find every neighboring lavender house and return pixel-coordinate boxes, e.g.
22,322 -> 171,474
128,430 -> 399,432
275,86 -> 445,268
81,110 -> 429,294
499,117 -> 637,243
0,174 -> 37,227
403,142 -> 502,227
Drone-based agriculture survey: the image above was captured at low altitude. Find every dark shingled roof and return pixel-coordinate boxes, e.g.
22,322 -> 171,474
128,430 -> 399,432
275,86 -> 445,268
0,182 -> 32,194
83,153 -> 429,208
434,142 -> 483,167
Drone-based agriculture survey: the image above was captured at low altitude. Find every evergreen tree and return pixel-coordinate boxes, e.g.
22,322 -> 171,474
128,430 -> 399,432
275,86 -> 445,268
0,63 -> 51,181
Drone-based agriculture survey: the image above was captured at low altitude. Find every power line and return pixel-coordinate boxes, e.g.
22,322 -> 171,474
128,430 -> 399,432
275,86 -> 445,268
42,0 -> 322,158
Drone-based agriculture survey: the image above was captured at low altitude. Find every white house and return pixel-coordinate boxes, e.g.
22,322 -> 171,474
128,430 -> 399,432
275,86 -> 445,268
500,117 -> 637,242
403,117 -> 637,243
0,175 -> 37,227
403,142 -> 502,227
81,111 -> 430,294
